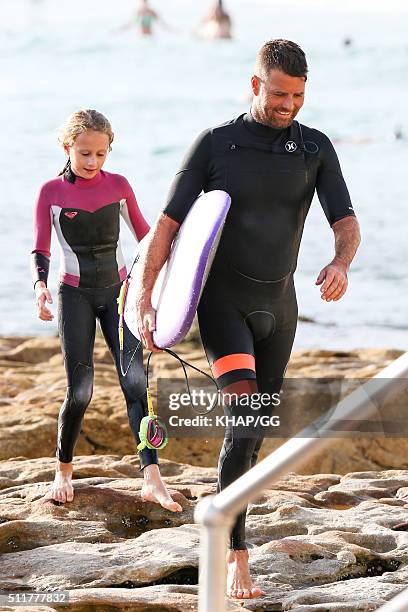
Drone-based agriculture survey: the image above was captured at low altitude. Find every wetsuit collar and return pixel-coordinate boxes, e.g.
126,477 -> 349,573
243,112 -> 288,138
64,167 -> 104,189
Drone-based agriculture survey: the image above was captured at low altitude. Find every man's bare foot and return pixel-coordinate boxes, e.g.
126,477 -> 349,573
226,549 -> 265,599
140,464 -> 182,512
44,461 -> 74,503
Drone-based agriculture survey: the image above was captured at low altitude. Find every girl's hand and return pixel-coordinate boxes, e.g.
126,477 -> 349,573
35,282 -> 54,321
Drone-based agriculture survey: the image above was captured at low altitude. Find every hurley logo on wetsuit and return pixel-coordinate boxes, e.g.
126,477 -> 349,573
285,141 -> 297,153
64,211 -> 78,219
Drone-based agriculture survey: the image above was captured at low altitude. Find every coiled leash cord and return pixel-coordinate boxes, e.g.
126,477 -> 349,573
138,349 -> 219,451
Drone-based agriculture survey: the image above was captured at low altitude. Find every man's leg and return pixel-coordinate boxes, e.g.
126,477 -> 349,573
250,303 -> 298,470
216,377 -> 260,549
198,297 -> 268,598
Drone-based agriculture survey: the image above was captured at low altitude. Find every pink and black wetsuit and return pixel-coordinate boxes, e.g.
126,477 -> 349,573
31,165 -> 157,470
31,167 -> 149,289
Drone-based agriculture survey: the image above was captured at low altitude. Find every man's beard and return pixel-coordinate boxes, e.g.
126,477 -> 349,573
265,108 -> 297,128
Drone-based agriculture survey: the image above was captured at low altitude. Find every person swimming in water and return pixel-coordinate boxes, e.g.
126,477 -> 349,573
31,109 -> 182,513
118,0 -> 177,37
117,0 -> 161,37
198,0 -> 232,40
135,0 -> 159,36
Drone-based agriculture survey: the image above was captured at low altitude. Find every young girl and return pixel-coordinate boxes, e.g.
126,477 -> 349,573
31,109 -> 181,512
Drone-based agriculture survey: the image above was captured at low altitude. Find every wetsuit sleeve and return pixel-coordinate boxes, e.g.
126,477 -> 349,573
162,129 -> 212,224
316,133 -> 356,226
119,177 -> 150,241
31,184 -> 52,288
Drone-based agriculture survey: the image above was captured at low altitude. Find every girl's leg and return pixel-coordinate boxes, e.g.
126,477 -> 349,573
98,286 -> 157,469
57,284 -> 96,463
98,286 -> 182,512
47,284 -> 96,503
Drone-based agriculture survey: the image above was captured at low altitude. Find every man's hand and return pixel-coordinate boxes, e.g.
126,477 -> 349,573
136,297 -> 161,352
317,215 -> 360,302
35,282 -> 54,321
315,259 -> 348,302
133,213 -> 180,352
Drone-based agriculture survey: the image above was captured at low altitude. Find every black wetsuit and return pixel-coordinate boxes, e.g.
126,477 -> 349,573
31,166 -> 158,470
163,112 -> 355,548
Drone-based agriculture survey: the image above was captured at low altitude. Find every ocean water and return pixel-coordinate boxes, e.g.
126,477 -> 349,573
1,0 -> 407,350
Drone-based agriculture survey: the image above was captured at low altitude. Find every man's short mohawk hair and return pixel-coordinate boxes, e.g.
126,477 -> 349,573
256,39 -> 308,79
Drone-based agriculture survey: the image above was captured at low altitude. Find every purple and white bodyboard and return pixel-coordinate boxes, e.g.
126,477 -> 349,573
124,190 -> 231,348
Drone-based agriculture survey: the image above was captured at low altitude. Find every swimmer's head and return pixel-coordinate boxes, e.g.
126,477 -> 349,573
252,40 -> 307,129
394,127 -> 404,140
58,109 -> 114,180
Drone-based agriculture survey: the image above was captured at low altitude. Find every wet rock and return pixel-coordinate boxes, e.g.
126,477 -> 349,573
0,457 -> 407,609
1,335 -> 407,475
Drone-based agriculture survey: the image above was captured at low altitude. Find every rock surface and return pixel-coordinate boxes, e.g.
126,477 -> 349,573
0,455 -> 408,610
0,333 -> 406,474
1,333 -> 408,610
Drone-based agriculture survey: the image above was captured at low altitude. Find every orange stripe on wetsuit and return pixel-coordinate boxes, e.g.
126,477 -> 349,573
211,353 -> 255,379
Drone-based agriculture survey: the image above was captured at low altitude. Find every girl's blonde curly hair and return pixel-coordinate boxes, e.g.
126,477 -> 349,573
58,109 -> 114,176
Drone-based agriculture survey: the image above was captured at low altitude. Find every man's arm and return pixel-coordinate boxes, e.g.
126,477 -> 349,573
135,213 -> 179,351
316,216 -> 361,301
332,216 -> 361,268
315,132 -> 361,301
135,129 -> 212,349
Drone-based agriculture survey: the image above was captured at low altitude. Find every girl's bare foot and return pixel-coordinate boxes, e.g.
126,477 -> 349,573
45,461 -> 74,503
226,549 -> 265,599
140,464 -> 182,512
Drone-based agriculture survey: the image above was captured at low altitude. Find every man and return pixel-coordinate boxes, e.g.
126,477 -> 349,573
135,40 -> 361,599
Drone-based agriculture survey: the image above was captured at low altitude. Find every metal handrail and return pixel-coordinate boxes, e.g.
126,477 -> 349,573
377,587 -> 408,611
194,352 -> 408,612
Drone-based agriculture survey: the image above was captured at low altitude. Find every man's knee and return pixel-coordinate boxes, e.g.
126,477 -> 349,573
221,379 -> 258,407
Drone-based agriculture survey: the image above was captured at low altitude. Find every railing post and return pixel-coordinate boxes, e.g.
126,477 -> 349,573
194,353 -> 408,612
194,495 -> 233,612
377,587 -> 408,611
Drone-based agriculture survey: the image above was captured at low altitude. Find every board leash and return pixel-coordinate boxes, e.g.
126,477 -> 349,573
117,256 -> 220,451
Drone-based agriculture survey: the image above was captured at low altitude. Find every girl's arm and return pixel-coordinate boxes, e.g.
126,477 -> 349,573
31,184 -> 54,320
119,177 -> 150,241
